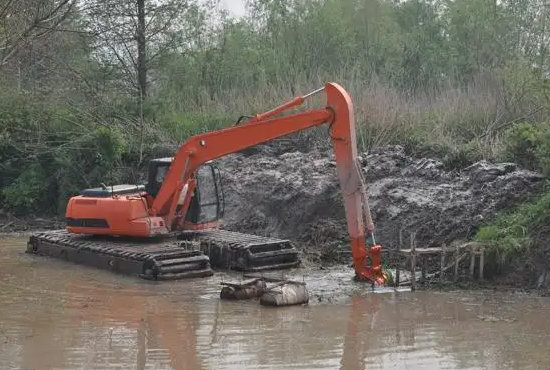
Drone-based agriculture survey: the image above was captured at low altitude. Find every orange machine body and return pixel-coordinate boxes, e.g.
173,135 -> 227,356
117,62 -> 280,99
64,82 -> 386,285
66,194 -> 168,237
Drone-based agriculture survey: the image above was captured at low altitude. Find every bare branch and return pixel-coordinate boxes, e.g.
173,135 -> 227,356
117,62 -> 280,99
0,0 -> 16,20
0,0 -> 76,67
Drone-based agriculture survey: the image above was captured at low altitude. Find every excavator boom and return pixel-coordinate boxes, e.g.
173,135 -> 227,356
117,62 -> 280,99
152,82 -> 385,284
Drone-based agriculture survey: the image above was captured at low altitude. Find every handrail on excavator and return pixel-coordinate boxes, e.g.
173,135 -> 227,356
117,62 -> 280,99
248,86 -> 326,122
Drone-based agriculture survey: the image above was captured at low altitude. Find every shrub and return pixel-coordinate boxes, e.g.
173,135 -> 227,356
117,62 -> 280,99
476,181 -> 550,270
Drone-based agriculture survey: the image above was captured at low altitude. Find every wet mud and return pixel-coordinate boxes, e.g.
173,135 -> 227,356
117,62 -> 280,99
216,144 -> 544,278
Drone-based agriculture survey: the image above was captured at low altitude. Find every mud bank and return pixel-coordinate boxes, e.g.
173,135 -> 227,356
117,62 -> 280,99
2,143 -> 547,291
215,144 -> 545,275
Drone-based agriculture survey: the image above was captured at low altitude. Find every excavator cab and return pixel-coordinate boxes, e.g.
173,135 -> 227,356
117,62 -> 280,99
146,157 -> 225,227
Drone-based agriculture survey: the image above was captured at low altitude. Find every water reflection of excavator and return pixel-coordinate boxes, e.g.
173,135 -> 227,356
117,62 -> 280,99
26,82 -> 386,286
340,294 -> 383,370
56,285 -> 380,370
63,282 -> 204,370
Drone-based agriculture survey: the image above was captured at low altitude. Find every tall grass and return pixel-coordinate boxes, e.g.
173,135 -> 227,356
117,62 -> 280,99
0,63 -> 547,217
152,69 -> 547,163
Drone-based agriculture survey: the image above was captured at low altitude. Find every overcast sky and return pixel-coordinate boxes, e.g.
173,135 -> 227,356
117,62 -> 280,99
219,0 -> 247,17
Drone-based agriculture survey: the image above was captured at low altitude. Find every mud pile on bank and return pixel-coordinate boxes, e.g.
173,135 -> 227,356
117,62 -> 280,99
216,145 -> 544,264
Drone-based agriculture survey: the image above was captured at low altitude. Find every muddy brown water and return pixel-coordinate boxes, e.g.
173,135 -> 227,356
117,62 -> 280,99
2,236 -> 550,370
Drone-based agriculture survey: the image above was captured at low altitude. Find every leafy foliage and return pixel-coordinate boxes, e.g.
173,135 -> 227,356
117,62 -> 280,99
475,181 -> 550,268
474,121 -> 550,269
500,122 -> 550,175
0,0 -> 549,219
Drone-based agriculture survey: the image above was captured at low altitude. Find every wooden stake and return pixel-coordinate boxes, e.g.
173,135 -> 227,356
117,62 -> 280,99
470,244 -> 476,279
479,246 -> 485,281
454,243 -> 460,282
440,243 -> 446,285
421,254 -> 427,284
396,228 -> 402,287
410,233 -> 416,291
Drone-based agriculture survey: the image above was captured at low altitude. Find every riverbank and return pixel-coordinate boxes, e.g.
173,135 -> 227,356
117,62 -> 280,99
214,143 -> 550,294
2,144 -> 549,294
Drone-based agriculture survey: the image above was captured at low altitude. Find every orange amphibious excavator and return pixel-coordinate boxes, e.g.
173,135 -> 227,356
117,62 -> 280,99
26,82 -> 385,285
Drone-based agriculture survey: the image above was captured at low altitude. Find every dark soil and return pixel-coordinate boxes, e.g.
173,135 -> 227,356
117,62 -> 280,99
215,144 -> 546,287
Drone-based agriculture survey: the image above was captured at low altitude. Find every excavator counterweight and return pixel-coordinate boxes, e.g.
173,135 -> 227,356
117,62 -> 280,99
26,82 -> 386,286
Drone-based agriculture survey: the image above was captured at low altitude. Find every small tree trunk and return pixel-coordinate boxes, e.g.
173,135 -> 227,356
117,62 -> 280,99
136,0 -> 147,100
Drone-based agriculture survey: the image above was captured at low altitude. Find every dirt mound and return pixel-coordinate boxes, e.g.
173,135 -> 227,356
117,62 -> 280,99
215,145 -> 544,264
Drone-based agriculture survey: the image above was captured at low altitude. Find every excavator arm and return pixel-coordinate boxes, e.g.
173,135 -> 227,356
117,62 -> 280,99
150,82 -> 385,285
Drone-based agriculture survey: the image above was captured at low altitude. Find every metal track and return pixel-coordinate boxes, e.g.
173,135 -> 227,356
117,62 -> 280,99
26,228 -> 301,280
179,229 -> 301,272
26,230 -> 213,281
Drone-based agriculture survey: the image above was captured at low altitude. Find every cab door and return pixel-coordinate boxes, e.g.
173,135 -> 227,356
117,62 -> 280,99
184,163 -> 225,227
